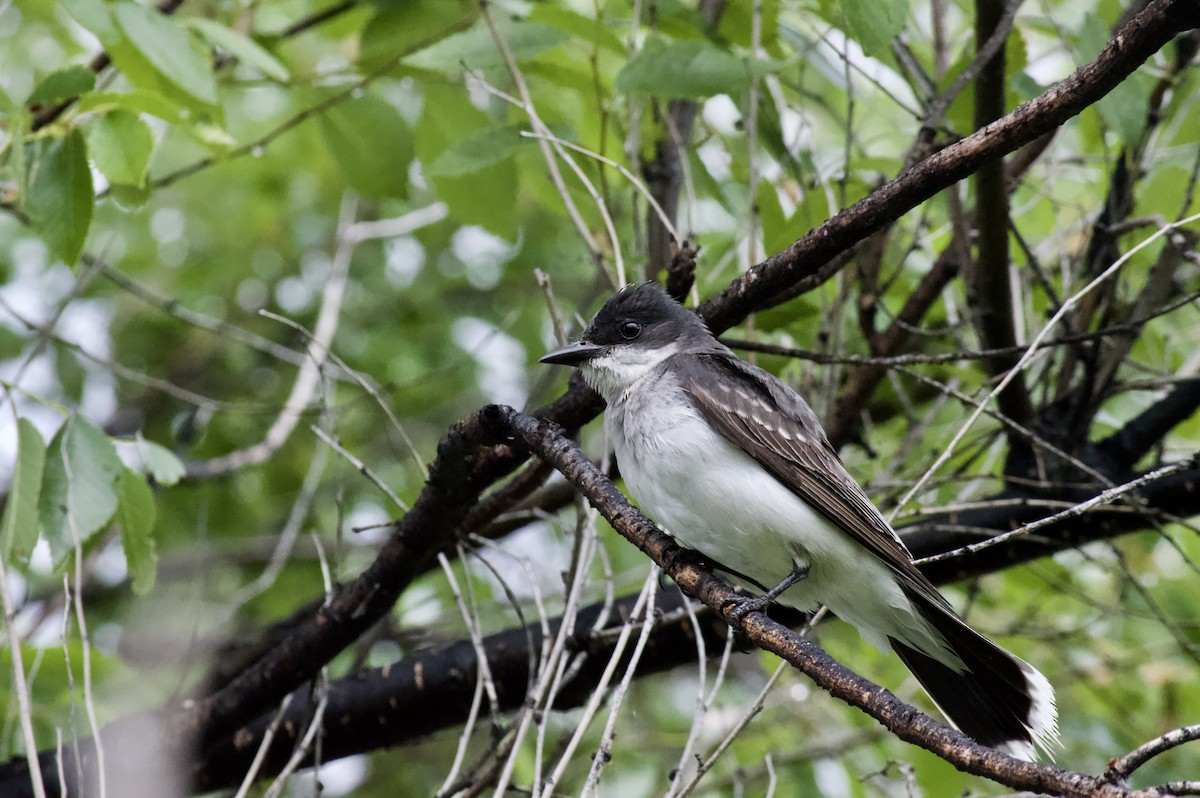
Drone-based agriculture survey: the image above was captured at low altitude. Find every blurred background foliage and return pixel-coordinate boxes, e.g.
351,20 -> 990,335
1,0 -> 1198,794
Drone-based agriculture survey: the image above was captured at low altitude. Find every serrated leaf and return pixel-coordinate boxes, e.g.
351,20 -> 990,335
135,434 -> 185,486
1,419 -> 48,560
88,109 -> 154,187
318,93 -> 412,199
425,125 -> 525,178
38,416 -> 123,565
24,129 -> 93,265
616,38 -> 780,98
840,0 -> 908,55
405,17 -> 569,73
182,18 -> 289,83
114,2 -> 217,105
118,467 -> 157,595
28,66 -> 96,107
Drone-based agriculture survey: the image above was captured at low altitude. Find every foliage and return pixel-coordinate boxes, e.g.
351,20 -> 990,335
0,0 -> 1198,795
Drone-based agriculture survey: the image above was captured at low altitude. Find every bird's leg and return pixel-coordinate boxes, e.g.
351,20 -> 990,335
726,561 -> 809,623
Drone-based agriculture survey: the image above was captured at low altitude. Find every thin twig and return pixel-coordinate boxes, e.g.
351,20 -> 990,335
519,131 -> 681,244
478,3 -> 619,287
0,546 -> 47,798
310,426 -> 407,511
231,694 -> 295,798
227,439 -> 331,612
579,569 -> 660,795
185,194 -> 357,478
63,449 -> 106,798
918,453 -> 1200,565
1105,723 -> 1200,782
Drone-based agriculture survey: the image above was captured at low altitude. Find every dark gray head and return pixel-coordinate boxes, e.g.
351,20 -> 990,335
541,283 -> 715,365
540,284 -> 719,399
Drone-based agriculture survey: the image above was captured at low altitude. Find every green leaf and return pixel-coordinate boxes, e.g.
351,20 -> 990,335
840,0 -> 908,55
1,419 -> 48,560
359,0 -> 479,72
77,90 -> 186,124
114,2 -> 218,105
718,0 -> 781,49
24,129 -> 94,265
28,66 -> 96,107
415,84 -> 517,237
60,0 -> 120,45
38,416 -> 123,565
756,181 -> 795,257
118,467 -> 157,595
135,434 -> 185,486
318,93 -> 413,199
182,18 -> 290,83
528,6 -> 625,53
0,326 -> 25,360
1097,71 -> 1154,143
424,125 -> 525,178
405,17 -> 570,73
88,109 -> 154,187
107,183 -> 152,210
616,38 -> 780,98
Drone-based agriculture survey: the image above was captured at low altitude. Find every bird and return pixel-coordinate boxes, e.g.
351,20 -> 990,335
540,282 -> 1057,759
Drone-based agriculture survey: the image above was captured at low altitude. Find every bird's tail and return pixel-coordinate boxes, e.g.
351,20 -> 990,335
889,591 -> 1058,760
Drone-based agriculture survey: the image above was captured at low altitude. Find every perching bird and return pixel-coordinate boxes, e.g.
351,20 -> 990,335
541,283 -> 1057,759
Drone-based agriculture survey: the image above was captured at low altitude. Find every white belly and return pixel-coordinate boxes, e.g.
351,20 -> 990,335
606,374 -> 930,653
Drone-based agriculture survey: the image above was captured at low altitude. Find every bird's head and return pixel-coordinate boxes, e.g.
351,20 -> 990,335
540,283 -> 715,401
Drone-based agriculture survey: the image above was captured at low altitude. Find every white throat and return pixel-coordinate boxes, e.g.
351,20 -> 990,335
580,342 -> 680,402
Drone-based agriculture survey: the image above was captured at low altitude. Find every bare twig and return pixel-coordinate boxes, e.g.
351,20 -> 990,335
62,446 -> 107,798
918,452 -> 1200,565
311,426 -> 407,510
0,546 -> 47,798
231,694 -> 295,798
1105,724 -> 1200,783
577,569 -> 660,795
185,194 -> 356,478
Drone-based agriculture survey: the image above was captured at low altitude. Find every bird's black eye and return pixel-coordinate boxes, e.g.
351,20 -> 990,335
619,320 -> 642,340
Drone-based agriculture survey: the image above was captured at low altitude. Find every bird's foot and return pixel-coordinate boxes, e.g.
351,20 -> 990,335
725,563 -> 809,624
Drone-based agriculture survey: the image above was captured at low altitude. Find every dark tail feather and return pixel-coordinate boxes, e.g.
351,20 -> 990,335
890,593 -> 1058,759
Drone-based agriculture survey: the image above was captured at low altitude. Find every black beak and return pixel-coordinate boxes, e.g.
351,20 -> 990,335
540,341 -> 604,367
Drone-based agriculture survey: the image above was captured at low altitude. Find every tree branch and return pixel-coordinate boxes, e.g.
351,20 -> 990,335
698,0 -> 1200,333
1098,377 -> 1200,468
968,0 -> 1034,433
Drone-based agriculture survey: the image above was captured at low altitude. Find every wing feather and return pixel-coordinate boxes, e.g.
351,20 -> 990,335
674,352 -> 942,602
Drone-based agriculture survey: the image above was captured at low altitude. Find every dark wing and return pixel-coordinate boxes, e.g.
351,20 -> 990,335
674,351 -> 943,603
